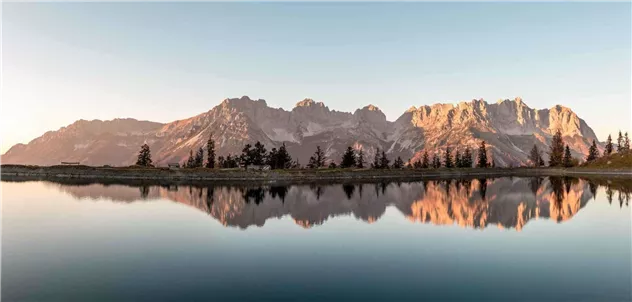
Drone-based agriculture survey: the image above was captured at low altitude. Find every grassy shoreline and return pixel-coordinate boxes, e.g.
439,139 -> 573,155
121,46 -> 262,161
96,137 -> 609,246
2,164 -> 631,184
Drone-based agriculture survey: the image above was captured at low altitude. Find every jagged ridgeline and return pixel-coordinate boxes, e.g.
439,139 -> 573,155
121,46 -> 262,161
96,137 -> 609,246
2,96 -> 600,167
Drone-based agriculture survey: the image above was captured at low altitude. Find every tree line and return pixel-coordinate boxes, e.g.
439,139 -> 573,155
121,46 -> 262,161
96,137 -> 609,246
136,135 -> 496,169
135,129 -> 630,169
529,129 -> 630,168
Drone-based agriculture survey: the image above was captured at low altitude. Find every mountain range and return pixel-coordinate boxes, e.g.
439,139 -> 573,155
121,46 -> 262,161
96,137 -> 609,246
1,96 -> 600,167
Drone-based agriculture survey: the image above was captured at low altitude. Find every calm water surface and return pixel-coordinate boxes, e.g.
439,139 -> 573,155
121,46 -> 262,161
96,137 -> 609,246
2,177 -> 631,301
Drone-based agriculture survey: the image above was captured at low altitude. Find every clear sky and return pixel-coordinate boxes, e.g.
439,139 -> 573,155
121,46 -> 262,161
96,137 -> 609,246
2,2 -> 631,153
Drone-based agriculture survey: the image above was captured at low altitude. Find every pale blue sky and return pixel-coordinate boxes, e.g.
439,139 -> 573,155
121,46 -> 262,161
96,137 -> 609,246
2,2 -> 631,153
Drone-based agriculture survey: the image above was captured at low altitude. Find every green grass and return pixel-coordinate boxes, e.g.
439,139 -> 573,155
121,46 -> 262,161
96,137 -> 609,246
581,151 -> 632,169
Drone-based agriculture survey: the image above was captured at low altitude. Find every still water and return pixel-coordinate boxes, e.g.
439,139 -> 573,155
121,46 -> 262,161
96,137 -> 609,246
2,177 -> 631,301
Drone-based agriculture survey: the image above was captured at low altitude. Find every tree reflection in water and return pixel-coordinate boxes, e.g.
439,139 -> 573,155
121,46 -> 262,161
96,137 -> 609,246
47,176 -> 630,231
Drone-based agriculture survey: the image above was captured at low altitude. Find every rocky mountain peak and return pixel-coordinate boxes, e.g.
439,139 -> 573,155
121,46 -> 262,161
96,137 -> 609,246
221,96 -> 267,108
353,104 -> 389,132
2,96 -> 600,168
364,104 -> 381,112
295,98 -> 324,108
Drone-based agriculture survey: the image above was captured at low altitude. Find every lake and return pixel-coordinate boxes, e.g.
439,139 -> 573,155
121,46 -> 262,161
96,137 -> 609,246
2,177 -> 631,301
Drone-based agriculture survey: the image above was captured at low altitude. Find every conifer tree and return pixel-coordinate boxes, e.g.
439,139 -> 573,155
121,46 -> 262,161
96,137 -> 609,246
455,149 -> 462,168
530,144 -> 541,167
194,147 -> 204,167
356,148 -> 365,168
379,150 -> 390,169
392,156 -> 404,169
604,134 -> 614,156
412,159 -> 421,169
477,141 -> 488,168
135,144 -> 153,167
372,148 -> 381,169
421,151 -> 430,169
186,149 -> 195,168
563,145 -> 573,168
308,146 -> 326,169
340,146 -> 357,168
217,156 -> 225,168
252,141 -> 267,165
444,146 -> 453,168
548,129 -> 565,167
240,144 -> 253,167
586,140 -> 599,162
624,132 -> 630,152
267,148 -> 279,168
276,143 -> 292,169
617,131 -> 624,152
206,134 -> 216,168
462,146 -> 472,168
432,154 -> 441,169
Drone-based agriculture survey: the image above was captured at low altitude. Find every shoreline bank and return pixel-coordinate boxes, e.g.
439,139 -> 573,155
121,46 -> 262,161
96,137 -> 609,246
2,165 -> 631,184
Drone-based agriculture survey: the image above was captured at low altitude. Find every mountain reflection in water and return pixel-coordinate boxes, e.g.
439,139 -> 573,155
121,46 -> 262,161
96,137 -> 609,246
48,177 -> 630,231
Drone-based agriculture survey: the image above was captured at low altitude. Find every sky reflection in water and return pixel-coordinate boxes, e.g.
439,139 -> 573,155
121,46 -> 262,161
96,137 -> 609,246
2,177 -> 631,302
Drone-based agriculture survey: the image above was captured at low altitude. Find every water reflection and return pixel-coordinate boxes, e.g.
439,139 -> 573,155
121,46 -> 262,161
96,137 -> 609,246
44,177 -> 630,231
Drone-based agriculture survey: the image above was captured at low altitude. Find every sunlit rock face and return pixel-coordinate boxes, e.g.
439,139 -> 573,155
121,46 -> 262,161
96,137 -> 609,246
51,177 -> 618,231
2,97 -> 599,167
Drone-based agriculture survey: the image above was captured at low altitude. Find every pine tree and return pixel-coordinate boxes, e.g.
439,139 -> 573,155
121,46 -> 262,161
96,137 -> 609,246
267,148 -> 279,168
462,146 -> 472,168
412,159 -> 421,169
432,154 -> 441,169
477,141 -> 488,168
135,144 -> 153,167
372,148 -> 381,169
392,156 -> 404,169
548,129 -> 565,167
413,160 -> 422,169
454,149 -> 462,168
530,144 -> 541,167
308,146 -> 326,168
217,156 -> 225,168
604,134 -> 614,156
316,146 -> 326,167
563,145 -> 573,168
617,131 -> 624,152
586,140 -> 599,162
186,149 -> 195,168
357,148 -> 365,168
421,151 -> 430,168
277,143 -> 292,169
379,150 -> 390,169
252,141 -> 267,165
194,147 -> 204,167
444,147 -> 453,168
240,144 -> 253,167
206,134 -> 216,168
624,132 -> 630,152
340,146 -> 357,168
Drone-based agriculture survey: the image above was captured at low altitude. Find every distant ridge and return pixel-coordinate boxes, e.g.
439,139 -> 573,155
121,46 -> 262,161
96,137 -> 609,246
1,96 -> 600,167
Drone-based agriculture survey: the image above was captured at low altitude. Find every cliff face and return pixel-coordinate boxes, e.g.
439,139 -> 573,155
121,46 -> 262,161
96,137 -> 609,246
2,96 -> 599,167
